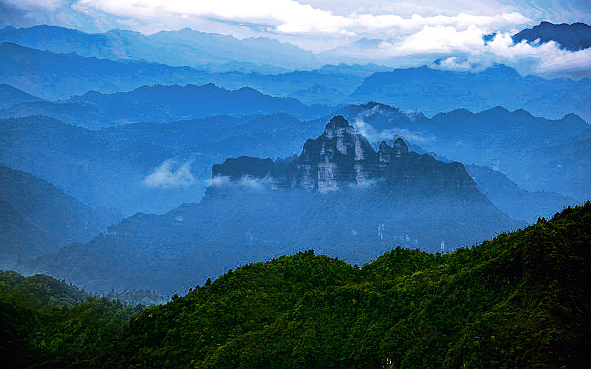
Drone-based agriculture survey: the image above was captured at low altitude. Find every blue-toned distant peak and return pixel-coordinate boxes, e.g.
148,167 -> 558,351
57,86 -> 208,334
0,83 -> 43,109
0,26 -> 17,34
512,21 -> 591,50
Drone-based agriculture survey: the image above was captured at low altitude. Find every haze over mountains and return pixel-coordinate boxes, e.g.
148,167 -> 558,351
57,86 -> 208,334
0,20 -> 589,299
18,117 -> 523,294
0,165 -> 122,269
1,23 -> 590,121
0,25 -> 321,72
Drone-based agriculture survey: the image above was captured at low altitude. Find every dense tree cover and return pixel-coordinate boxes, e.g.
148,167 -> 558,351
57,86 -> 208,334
0,271 -> 144,369
3,202 -> 591,368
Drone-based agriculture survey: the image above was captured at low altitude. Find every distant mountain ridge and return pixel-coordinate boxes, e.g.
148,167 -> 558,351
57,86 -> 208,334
2,39 -> 590,120
67,83 -> 331,125
0,83 -> 42,109
0,25 -> 320,72
513,21 -> 591,50
0,83 -> 332,128
0,42 -> 375,107
349,65 -> 591,123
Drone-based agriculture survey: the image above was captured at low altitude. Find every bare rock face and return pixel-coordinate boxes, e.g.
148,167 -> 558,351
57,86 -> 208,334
211,115 -> 477,196
290,115 -> 376,192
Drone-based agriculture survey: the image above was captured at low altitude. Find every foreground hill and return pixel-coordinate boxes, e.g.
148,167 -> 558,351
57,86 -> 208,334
0,270 -> 144,369
106,203 -> 591,368
20,117 -> 521,295
4,202 -> 590,368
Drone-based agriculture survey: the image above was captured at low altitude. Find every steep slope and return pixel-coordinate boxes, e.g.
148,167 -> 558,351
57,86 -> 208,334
21,117 -> 521,295
0,166 -> 123,268
466,164 -> 577,222
0,83 -> 42,109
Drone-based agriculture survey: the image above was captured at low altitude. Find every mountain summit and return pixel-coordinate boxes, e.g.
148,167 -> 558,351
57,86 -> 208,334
213,115 -> 476,196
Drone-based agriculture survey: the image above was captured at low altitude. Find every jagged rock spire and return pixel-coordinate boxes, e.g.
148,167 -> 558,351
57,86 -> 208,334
392,138 -> 409,157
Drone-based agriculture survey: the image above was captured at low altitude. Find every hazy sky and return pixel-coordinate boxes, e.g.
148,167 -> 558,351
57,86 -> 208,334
2,0 -> 590,77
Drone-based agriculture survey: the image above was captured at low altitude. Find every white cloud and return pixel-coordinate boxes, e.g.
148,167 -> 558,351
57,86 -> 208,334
208,174 -> 273,189
396,24 -> 486,54
142,158 -> 197,189
353,119 -> 436,145
423,31 -> 591,77
71,0 -> 534,38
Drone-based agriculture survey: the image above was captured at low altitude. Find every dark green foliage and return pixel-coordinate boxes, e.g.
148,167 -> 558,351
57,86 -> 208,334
0,271 -> 143,369
3,203 -> 591,368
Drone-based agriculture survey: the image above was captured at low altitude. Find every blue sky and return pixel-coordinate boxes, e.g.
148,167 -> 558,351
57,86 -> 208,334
2,0 -> 590,77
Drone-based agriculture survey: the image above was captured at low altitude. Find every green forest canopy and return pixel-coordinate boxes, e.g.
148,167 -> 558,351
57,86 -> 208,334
1,202 -> 590,368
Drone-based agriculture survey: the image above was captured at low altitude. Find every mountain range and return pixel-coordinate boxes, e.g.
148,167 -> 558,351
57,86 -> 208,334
2,21 -> 589,71
348,64 -> 591,123
0,25 -> 320,72
2,37 -> 591,123
2,20 -> 589,298
0,83 -> 330,129
18,116 -> 523,295
2,99 -> 587,216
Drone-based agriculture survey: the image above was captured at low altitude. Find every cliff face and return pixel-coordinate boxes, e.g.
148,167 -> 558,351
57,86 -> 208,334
212,115 -> 477,196
291,115 -> 376,192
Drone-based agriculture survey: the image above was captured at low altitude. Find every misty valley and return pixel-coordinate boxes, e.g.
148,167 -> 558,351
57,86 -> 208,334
1,20 -> 591,369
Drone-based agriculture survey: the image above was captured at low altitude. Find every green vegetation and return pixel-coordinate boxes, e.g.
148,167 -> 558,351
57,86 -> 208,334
2,202 -> 591,368
0,271 -> 144,369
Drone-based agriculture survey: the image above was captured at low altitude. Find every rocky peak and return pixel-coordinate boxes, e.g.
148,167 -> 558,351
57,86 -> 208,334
211,116 -> 477,196
392,138 -> 409,157
292,115 -> 376,192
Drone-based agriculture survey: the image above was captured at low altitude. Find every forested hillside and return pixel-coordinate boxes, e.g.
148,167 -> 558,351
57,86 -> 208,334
0,271 -> 145,369
3,202 -> 589,368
